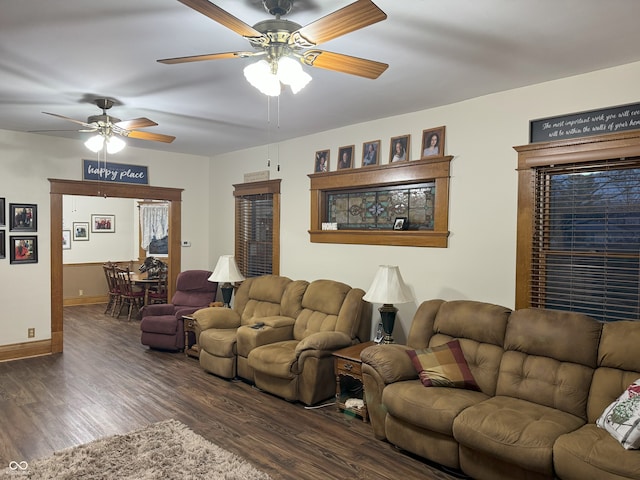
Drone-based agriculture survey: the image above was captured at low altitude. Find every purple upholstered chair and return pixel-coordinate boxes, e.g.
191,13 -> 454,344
140,269 -> 217,351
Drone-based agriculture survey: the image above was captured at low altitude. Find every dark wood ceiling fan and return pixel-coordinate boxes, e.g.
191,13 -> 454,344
158,0 -> 388,80
42,98 -> 176,144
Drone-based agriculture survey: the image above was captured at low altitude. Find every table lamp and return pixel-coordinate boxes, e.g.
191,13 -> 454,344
208,255 -> 245,307
362,265 -> 414,344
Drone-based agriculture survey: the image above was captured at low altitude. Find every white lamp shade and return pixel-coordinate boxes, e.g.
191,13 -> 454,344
84,134 -> 105,152
105,135 -> 126,154
362,265 -> 414,304
208,255 -> 245,283
244,60 -> 281,97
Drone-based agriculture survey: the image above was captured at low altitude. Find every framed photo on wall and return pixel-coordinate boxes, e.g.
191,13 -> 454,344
62,230 -> 71,250
314,149 -> 330,173
0,230 -> 5,259
421,126 -> 446,158
389,135 -> 410,163
10,235 -> 38,264
337,145 -> 355,170
362,140 -> 380,167
73,222 -> 89,241
0,197 -> 5,227
9,203 -> 37,232
91,214 -> 115,233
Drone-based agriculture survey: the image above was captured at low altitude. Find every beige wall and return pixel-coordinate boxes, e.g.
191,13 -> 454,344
209,61 -> 640,344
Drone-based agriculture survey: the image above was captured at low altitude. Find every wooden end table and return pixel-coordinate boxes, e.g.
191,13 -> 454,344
183,315 -> 199,358
332,341 -> 375,422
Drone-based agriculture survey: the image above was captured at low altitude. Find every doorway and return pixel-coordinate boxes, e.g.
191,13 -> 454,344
49,178 -> 183,354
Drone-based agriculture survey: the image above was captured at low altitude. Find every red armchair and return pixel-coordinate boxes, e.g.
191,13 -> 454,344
140,269 -> 217,351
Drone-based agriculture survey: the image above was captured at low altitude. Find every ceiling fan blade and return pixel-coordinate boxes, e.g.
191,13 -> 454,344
115,118 -> 158,130
127,130 -> 176,144
177,0 -> 262,38
301,50 -> 388,79
42,111 -> 95,129
158,51 -> 260,64
292,0 -> 386,47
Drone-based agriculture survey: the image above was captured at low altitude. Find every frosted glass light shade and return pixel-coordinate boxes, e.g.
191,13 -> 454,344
244,56 -> 311,96
84,134 -> 105,152
208,255 -> 245,283
244,60 -> 281,97
105,135 -> 126,154
362,265 -> 414,304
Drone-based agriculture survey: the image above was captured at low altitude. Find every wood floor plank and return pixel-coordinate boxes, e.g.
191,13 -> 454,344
0,304 -> 462,480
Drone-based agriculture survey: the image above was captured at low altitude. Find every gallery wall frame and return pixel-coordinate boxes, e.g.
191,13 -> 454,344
0,197 -> 5,226
0,230 -> 5,259
337,145 -> 355,170
10,235 -> 38,264
421,126 -> 446,158
73,222 -> 89,241
62,230 -> 71,250
314,150 -> 330,173
390,135 -> 410,163
9,203 -> 37,232
362,140 -> 381,167
91,214 -> 115,233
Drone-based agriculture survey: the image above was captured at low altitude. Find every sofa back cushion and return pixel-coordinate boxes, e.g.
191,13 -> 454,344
426,300 -> 511,396
236,275 -> 293,324
497,308 -> 602,419
587,320 -> 640,423
293,279 -> 360,340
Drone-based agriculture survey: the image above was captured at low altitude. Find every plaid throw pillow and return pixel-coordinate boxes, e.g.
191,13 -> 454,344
406,339 -> 479,391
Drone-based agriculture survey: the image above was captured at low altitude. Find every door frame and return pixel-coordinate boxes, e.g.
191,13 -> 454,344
49,178 -> 183,354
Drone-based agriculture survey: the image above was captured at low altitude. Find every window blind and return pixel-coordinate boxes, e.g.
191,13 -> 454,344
235,193 -> 273,277
531,158 -> 640,322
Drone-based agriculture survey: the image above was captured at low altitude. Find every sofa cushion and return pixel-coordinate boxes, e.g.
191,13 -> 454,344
406,340 -> 479,390
140,315 -> 178,335
554,424 -> 640,479
596,378 -> 640,449
453,395 -> 586,476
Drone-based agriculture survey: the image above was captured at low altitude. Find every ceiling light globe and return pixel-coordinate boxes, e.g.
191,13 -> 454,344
84,134 -> 105,153
106,135 -> 126,154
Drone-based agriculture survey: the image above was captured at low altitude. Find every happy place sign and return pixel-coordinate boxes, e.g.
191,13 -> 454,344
82,159 -> 149,184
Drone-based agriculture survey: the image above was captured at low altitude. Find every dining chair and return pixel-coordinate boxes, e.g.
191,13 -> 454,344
114,267 -> 145,321
147,271 -> 168,305
102,262 -> 121,317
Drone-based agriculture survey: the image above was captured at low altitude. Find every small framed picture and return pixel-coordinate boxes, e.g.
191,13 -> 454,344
9,203 -> 37,232
362,140 -> 380,167
0,230 -> 5,259
393,216 -> 408,230
390,135 -> 410,163
373,322 -> 384,344
10,235 -> 38,264
337,145 -> 355,170
0,197 -> 5,226
91,214 -> 115,233
62,230 -> 72,250
421,126 -> 446,158
73,222 -> 90,241
314,150 -> 330,173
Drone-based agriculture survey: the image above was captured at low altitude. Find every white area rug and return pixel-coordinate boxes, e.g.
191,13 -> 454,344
2,419 -> 272,479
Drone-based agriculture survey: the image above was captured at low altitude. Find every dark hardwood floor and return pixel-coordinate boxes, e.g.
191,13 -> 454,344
0,304 -> 461,479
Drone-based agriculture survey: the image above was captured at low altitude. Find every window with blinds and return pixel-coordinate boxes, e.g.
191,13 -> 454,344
233,180 -> 280,278
531,159 -> 640,322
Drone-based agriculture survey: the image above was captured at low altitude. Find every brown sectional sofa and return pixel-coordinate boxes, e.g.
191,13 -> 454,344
361,299 -> 640,480
194,274 -> 371,406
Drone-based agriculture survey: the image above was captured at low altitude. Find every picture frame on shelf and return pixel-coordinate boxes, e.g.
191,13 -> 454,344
9,203 -> 37,232
0,230 -> 5,259
314,149 -> 330,173
73,222 -> 90,241
91,214 -> 115,233
62,230 -> 71,250
362,140 -> 380,167
10,235 -> 38,264
390,135 -> 410,163
393,216 -> 408,230
337,145 -> 355,170
0,197 -> 5,226
421,126 -> 446,158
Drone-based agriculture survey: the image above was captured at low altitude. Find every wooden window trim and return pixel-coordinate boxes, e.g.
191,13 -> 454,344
513,130 -> 640,309
308,156 -> 452,247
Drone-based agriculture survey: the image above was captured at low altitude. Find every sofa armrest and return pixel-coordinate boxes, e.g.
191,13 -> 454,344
192,307 -> 241,332
236,316 -> 296,357
141,303 -> 175,317
360,344 -> 418,384
295,331 -> 353,354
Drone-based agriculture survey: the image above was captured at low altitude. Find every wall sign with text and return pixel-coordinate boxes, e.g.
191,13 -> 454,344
82,159 -> 149,185
530,102 -> 640,143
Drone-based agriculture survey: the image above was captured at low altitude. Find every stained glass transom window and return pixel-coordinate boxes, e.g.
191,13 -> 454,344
326,182 -> 435,230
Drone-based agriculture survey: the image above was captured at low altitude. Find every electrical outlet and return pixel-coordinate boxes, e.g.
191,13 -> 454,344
28,328 -> 35,338
79,289 -> 84,296
181,240 -> 191,247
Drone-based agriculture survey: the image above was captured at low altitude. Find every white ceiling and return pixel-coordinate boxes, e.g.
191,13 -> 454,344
2,0 -> 640,157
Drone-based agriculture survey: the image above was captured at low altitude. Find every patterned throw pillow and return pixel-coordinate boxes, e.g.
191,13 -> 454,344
596,378 -> 640,450
406,339 -> 479,390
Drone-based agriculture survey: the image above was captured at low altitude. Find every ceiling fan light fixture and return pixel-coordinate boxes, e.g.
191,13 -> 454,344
244,60 -> 281,96
277,56 -> 312,94
106,135 -> 126,154
84,134 -> 105,153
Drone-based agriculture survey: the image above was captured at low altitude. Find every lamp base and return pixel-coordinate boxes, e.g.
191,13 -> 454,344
379,304 -> 398,344
220,283 -> 233,308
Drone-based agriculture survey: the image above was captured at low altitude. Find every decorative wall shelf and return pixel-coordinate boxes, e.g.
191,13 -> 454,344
308,156 -> 452,247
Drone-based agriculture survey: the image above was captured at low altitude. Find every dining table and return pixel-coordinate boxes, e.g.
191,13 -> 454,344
129,272 -> 160,306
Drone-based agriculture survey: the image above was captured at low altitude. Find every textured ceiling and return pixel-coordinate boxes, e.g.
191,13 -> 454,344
1,0 -> 640,157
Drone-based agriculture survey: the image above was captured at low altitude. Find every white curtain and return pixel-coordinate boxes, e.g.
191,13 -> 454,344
139,203 -> 169,250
